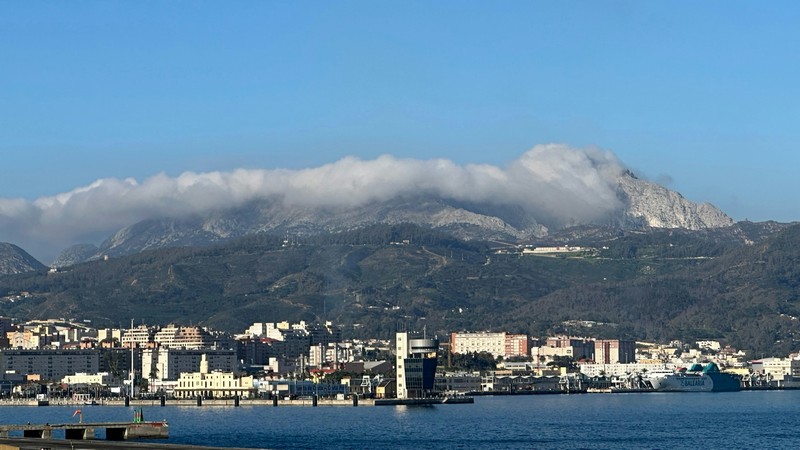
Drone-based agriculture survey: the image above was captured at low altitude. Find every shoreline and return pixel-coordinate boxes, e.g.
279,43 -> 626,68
0,398 -> 375,407
2,386 -> 796,408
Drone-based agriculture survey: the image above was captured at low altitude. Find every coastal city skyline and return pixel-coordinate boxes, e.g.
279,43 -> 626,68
0,314 -> 783,410
4,3 -> 800,448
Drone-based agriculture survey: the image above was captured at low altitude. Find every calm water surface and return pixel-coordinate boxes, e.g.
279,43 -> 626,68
0,391 -> 797,449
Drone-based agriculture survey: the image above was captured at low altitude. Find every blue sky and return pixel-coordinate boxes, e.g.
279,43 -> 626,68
2,1 -> 800,227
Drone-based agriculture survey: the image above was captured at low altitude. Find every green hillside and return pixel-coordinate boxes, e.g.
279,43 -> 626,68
1,223 -> 799,356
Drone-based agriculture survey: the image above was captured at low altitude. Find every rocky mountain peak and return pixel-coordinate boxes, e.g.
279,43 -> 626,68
0,243 -> 47,275
616,173 -> 733,230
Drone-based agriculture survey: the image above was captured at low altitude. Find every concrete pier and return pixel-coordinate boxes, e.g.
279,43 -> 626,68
0,437 -> 254,450
0,396 -> 479,407
0,421 -> 168,441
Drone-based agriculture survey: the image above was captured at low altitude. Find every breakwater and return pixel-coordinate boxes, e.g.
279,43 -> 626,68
0,437 -> 256,450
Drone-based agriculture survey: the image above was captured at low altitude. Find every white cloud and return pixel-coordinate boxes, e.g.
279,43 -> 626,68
0,144 -> 627,262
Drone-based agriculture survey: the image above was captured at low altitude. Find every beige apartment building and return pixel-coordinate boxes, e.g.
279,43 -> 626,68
121,325 -> 157,348
154,325 -> 215,349
450,332 -> 530,359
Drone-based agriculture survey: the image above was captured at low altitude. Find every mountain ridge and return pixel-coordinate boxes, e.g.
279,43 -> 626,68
51,172 -> 732,267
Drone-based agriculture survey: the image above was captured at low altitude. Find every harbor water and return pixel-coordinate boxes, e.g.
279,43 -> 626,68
0,391 -> 797,449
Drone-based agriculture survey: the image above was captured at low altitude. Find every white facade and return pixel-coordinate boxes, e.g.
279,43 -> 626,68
244,322 -> 283,340
98,328 -> 123,343
396,332 -> 409,399
174,355 -> 255,399
696,340 -> 722,351
153,325 -> 213,349
121,325 -> 156,348
579,362 -> 677,378
142,348 -> 237,381
395,332 -> 438,399
62,372 -> 113,386
451,332 -> 505,358
751,358 -> 792,379
522,246 -> 584,254
174,371 -> 255,398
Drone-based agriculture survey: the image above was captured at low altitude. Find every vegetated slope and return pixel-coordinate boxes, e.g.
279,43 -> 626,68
522,223 -> 800,356
1,223 -> 798,356
0,225 -> 490,329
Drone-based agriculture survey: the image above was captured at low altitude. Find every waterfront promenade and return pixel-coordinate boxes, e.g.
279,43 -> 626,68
0,397 -> 372,407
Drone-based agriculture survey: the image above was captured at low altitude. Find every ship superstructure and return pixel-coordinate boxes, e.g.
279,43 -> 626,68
647,363 -> 741,392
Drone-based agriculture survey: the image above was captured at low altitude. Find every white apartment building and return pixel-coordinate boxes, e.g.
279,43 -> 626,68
244,322 -> 283,340
142,348 -> 237,381
62,372 -> 114,386
121,325 -> 157,348
451,332 -> 505,357
97,328 -> 123,343
308,342 -> 354,368
751,358 -> 795,379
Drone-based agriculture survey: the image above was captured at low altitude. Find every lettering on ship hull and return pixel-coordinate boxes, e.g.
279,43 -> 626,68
679,378 -> 705,387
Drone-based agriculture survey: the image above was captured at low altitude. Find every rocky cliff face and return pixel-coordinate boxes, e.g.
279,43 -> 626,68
0,243 -> 47,275
50,244 -> 100,268
617,174 -> 733,230
51,171 -> 733,265
87,198 -> 547,259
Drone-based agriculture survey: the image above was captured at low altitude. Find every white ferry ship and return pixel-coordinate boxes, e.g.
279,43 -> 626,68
646,363 -> 741,392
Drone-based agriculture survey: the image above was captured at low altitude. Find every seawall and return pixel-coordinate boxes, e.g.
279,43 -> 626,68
0,398 -> 374,407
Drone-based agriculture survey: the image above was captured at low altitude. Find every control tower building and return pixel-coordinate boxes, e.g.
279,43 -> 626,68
395,331 -> 439,399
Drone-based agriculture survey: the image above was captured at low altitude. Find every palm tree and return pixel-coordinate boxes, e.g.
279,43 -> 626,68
107,351 -> 123,384
149,366 -> 160,394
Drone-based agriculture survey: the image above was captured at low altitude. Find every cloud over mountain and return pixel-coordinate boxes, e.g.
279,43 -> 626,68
0,145 -> 636,261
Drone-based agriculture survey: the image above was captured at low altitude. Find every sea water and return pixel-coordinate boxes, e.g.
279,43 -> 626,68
0,391 -> 797,449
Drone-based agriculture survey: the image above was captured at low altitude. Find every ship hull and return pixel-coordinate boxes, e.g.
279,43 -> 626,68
650,373 -> 740,392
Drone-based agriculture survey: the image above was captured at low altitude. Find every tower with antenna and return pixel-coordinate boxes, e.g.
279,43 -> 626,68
395,330 -> 439,399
